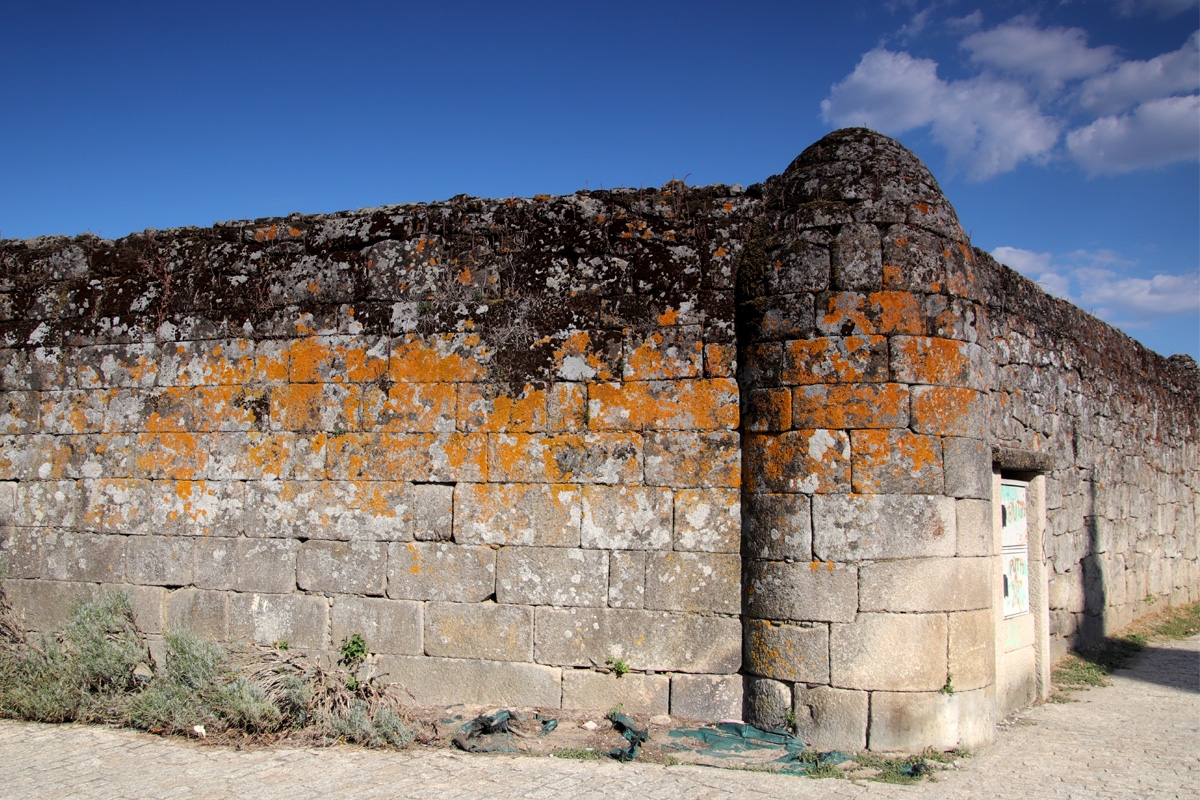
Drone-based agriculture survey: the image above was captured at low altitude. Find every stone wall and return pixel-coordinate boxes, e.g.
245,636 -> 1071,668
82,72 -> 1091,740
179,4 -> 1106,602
736,133 -> 998,749
979,252 -> 1200,656
1,128 -> 1195,750
0,179 -> 754,719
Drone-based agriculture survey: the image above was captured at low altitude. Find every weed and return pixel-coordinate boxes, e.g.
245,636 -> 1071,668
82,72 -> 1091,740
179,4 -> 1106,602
804,760 -> 846,779
1052,602 -> 1200,697
1148,602 -> 1200,640
853,752 -> 931,784
605,657 -> 630,678
272,640 -> 289,652
1052,653 -> 1111,687
339,634 -> 369,667
784,708 -> 798,732
1052,635 -> 1143,691
921,747 -> 969,763
939,673 -> 955,695
551,747 -> 602,761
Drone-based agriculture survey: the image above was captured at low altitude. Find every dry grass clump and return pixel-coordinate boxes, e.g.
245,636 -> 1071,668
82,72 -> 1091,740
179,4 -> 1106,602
1051,601 -> 1200,697
0,584 -> 413,748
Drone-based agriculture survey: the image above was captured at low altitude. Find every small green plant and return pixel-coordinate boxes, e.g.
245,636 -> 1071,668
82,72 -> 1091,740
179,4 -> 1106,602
605,657 -> 630,678
922,747 -> 970,763
272,640 -> 289,651
339,634 -> 369,668
1052,653 -> 1111,688
1149,602 -> 1200,639
853,752 -> 936,784
551,747 -> 602,761
1051,633 -> 1145,694
939,673 -> 955,695
804,760 -> 846,779
784,708 -> 798,732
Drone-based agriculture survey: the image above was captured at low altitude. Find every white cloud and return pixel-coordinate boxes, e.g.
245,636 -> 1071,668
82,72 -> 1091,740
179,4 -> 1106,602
820,49 -> 944,131
821,17 -> 1199,179
1066,94 -> 1200,174
934,77 -> 1062,179
1076,267 -> 1200,316
993,246 -> 1200,320
962,20 -> 1117,90
1079,32 -> 1200,115
897,7 -> 934,40
1113,0 -> 1199,18
946,10 -> 983,34
993,246 -> 1075,299
993,245 -> 1053,276
822,49 -> 1060,179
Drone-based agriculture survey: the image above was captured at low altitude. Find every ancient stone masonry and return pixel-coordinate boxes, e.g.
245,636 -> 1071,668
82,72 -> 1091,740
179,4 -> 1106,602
1,128 -> 1196,751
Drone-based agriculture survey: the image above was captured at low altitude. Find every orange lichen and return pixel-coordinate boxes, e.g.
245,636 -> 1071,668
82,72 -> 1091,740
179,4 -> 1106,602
891,336 -> 977,387
551,331 -> 612,381
389,335 -> 488,383
189,386 -> 258,431
487,432 -> 640,483
239,431 -> 298,480
135,433 -> 207,479
587,379 -> 738,431
288,338 -> 331,383
782,335 -> 886,385
288,338 -> 387,385
792,383 -> 909,430
656,308 -> 680,326
870,291 -> 925,334
743,429 -> 850,494
745,620 -> 804,679
703,343 -> 737,378
744,389 -> 791,432
326,432 -> 487,482
623,333 -> 703,380
145,388 -> 193,432
364,382 -> 458,432
850,429 -> 942,493
458,383 -> 547,432
270,383 -> 361,432
911,387 -> 984,437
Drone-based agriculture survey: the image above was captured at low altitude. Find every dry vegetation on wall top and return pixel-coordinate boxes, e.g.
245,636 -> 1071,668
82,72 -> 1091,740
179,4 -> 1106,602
0,178 -> 755,388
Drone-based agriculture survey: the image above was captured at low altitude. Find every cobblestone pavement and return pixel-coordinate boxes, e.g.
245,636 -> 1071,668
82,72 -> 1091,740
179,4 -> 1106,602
1,637 -> 1196,800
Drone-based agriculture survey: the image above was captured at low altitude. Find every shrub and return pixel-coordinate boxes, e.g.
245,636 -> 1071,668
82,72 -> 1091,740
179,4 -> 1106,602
0,588 -> 414,748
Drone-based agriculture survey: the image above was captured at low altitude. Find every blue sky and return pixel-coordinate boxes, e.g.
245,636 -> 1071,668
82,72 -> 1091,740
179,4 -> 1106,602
2,0 -> 1197,358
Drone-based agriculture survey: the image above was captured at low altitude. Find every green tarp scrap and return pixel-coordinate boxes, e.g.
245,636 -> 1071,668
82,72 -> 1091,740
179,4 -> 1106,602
666,723 -> 853,774
607,712 -> 649,762
450,709 -> 558,754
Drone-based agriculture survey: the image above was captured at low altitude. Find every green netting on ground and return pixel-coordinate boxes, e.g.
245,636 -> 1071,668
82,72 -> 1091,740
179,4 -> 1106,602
666,723 -> 853,774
